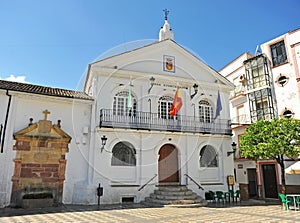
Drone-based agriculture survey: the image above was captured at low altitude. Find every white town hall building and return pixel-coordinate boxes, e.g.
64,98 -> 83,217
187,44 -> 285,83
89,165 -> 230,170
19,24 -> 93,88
0,15 -> 234,207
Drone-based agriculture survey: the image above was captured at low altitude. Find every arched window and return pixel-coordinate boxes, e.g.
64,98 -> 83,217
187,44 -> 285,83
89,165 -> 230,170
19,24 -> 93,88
158,96 -> 174,119
199,100 -> 213,123
113,91 -> 137,116
111,142 -> 136,166
199,145 -> 218,167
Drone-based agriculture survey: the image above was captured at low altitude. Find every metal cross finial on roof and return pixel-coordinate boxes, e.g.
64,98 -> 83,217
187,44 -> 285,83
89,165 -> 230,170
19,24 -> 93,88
163,9 -> 169,20
43,109 -> 50,120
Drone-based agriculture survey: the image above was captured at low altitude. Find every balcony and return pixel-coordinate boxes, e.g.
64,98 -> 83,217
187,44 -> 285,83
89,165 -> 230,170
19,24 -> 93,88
230,84 -> 246,99
100,109 -> 232,135
231,114 -> 251,126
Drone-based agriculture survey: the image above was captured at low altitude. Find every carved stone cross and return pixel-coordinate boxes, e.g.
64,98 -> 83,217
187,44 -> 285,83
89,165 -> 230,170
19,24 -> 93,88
43,109 -> 50,120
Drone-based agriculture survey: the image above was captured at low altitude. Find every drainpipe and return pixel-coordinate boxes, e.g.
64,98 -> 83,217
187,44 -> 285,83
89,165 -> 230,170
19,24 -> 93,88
1,90 -> 12,153
0,124 -> 3,146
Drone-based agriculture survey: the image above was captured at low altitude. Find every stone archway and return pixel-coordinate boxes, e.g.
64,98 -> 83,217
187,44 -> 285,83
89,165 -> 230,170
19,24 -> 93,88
158,144 -> 179,183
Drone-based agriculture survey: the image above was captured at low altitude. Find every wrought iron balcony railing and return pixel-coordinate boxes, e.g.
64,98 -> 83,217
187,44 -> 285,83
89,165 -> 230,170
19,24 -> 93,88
100,109 -> 232,135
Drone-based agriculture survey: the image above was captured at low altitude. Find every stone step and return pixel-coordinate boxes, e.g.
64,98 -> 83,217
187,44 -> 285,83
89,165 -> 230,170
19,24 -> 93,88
150,193 -> 199,200
156,185 -> 190,192
142,185 -> 207,207
154,190 -> 194,196
145,197 -> 205,205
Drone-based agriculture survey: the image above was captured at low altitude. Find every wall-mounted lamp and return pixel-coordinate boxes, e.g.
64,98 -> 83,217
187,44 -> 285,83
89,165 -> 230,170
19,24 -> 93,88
148,76 -> 155,94
227,142 -> 237,156
100,135 -> 108,153
190,83 -> 198,99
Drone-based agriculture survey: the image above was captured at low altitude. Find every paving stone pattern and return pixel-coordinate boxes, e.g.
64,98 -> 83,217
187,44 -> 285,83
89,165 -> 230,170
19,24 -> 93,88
0,204 -> 299,223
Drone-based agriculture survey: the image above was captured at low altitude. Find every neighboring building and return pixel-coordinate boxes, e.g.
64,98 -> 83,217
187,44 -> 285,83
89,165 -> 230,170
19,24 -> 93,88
219,28 -> 300,200
0,15 -> 234,207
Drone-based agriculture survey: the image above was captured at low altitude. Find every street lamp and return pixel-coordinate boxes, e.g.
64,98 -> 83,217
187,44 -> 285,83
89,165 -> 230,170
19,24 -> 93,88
100,135 -> 108,153
227,142 -> 237,156
148,76 -> 155,94
190,83 -> 198,99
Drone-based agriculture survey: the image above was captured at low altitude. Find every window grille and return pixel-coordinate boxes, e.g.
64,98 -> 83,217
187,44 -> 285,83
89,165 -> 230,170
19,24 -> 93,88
111,142 -> 136,166
200,145 -> 218,167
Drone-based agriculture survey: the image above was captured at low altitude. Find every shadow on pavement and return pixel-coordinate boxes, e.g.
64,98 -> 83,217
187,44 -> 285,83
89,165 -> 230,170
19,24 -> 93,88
0,203 -> 151,217
206,198 -> 281,208
0,199 -> 281,217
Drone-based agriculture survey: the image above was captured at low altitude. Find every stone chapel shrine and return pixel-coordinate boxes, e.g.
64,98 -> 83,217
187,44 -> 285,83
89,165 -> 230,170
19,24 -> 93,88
11,110 -> 71,208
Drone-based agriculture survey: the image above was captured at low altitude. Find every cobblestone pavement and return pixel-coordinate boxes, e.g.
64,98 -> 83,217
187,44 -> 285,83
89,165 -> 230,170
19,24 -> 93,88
0,203 -> 299,223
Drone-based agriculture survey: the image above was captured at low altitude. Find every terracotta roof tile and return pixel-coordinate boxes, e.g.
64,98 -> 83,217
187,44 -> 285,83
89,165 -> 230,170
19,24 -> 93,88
0,80 -> 93,100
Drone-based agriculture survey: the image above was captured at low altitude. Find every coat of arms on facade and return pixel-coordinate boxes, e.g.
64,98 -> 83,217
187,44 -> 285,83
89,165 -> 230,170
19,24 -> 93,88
163,55 -> 175,72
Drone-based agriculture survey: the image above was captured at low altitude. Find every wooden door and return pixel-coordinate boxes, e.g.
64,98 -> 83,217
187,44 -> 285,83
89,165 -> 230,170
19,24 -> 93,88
247,168 -> 258,198
158,144 -> 179,183
262,164 -> 278,198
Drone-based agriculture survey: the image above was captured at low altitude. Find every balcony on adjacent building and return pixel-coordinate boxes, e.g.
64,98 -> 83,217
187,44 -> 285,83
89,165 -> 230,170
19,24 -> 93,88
230,84 -> 246,99
100,109 -> 232,135
231,114 -> 251,126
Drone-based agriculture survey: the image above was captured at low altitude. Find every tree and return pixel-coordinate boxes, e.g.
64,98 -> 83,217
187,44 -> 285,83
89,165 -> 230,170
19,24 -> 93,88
239,118 -> 300,195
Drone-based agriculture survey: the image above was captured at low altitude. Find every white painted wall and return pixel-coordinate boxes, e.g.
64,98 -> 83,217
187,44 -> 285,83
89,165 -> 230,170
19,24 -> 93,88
220,29 -> 300,191
0,90 -> 92,207
260,30 -> 300,119
83,40 -> 234,204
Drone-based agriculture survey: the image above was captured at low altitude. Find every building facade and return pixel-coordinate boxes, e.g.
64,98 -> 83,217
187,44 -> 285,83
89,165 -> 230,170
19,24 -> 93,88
219,28 -> 300,200
0,17 -> 235,207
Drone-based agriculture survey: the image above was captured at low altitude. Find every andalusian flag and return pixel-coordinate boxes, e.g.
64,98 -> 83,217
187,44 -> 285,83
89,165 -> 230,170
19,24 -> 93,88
127,81 -> 133,111
170,87 -> 183,117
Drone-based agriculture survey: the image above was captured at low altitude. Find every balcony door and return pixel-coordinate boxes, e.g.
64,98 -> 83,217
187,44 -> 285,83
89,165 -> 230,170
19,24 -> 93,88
158,144 -> 179,183
113,91 -> 136,116
158,96 -> 173,119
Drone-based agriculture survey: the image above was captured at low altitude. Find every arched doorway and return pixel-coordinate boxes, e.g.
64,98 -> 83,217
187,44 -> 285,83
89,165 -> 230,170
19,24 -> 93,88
158,144 -> 179,183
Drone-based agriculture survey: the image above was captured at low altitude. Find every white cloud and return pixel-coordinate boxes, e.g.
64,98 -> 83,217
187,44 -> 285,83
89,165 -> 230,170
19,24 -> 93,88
1,74 -> 28,83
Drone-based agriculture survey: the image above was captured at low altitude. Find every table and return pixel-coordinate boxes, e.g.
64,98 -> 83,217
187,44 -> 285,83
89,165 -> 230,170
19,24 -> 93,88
286,194 -> 300,211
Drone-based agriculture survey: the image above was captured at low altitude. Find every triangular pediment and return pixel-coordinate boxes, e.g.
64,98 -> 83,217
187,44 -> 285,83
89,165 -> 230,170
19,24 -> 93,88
14,120 -> 71,141
85,39 -> 233,91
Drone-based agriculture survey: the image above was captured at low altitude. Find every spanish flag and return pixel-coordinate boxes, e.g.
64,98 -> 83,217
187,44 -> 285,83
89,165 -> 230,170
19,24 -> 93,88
170,87 -> 183,117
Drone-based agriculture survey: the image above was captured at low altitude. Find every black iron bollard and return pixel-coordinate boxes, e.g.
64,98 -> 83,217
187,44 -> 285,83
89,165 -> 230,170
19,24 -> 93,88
97,183 -> 103,206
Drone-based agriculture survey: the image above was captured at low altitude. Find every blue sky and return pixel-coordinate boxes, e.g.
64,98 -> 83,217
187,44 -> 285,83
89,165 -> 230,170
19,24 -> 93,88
0,0 -> 299,90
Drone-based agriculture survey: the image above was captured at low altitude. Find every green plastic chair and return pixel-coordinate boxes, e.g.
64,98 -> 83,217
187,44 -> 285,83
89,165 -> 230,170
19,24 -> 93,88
296,196 -> 300,209
215,191 -> 225,203
279,193 -> 291,210
208,191 -> 216,202
228,190 -> 235,202
234,190 -> 241,202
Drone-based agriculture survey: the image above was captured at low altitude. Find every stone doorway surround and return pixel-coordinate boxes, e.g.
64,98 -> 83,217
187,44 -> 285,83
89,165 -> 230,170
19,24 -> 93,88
10,110 -> 71,208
